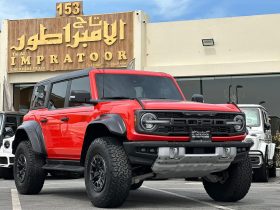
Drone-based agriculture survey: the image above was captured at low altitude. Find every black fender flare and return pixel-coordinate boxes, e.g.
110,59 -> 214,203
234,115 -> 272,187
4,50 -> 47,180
80,114 -> 126,165
88,114 -> 127,136
12,120 -> 46,156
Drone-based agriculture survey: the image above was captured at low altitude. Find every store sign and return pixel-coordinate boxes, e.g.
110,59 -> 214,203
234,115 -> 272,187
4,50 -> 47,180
8,12 -> 134,73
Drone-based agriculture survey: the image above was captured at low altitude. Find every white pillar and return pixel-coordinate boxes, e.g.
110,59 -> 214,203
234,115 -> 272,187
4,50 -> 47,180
0,20 -> 9,111
133,11 -> 148,70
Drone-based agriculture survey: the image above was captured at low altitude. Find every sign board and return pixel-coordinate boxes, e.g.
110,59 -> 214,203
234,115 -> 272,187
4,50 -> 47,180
56,1 -> 83,17
8,12 -> 134,73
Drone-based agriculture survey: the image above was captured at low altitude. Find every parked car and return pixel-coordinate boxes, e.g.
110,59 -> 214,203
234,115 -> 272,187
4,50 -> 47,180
0,112 -> 23,179
13,69 -> 252,208
238,104 -> 276,182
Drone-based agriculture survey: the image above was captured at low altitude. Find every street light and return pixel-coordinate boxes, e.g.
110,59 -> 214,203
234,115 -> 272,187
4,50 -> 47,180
236,85 -> 243,104
228,85 -> 232,103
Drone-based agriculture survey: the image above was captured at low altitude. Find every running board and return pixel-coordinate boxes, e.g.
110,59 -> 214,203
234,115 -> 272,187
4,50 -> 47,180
42,159 -> 84,173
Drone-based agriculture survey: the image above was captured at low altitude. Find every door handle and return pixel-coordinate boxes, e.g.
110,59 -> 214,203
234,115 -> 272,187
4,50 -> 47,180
40,118 -> 48,123
61,117 -> 69,122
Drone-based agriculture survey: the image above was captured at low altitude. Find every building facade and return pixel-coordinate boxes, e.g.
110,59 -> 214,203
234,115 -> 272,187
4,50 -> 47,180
0,8 -> 280,118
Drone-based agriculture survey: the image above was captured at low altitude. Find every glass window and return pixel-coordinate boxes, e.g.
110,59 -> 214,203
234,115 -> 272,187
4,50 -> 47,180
240,108 -> 261,127
13,84 -> 35,113
177,78 -> 201,100
96,74 -> 183,100
49,81 -> 68,109
69,77 -> 91,107
30,84 -> 47,109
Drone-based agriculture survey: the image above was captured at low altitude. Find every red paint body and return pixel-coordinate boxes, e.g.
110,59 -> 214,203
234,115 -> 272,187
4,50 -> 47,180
24,69 -> 246,160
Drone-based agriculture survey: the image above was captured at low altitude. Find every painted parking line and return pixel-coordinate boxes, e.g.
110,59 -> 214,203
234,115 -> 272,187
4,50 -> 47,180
143,186 -> 235,210
11,189 -> 22,210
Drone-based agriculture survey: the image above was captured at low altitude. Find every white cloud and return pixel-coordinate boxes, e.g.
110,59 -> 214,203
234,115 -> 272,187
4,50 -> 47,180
153,0 -> 193,20
0,1 -> 50,21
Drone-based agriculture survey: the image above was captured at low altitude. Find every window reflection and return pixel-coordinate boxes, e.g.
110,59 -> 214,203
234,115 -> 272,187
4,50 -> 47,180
176,74 -> 280,117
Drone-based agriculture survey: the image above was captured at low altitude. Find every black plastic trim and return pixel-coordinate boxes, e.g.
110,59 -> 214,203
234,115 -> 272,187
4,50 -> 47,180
13,121 -> 47,156
43,159 -> 84,172
89,114 -> 126,136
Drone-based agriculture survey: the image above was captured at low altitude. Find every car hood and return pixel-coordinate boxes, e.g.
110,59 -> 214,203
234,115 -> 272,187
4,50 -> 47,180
141,100 -> 241,112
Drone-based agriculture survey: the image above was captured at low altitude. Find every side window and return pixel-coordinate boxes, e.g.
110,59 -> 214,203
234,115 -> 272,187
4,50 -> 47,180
49,81 -> 68,110
30,84 -> 47,109
69,76 -> 91,107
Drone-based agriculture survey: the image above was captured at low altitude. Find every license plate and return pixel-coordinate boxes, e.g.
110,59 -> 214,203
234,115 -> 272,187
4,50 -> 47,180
191,130 -> 211,141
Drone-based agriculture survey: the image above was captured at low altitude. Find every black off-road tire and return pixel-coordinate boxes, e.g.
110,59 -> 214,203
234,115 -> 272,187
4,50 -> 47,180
0,167 -> 3,178
2,168 -> 14,180
85,137 -> 132,208
203,153 -> 252,202
14,141 -> 46,194
131,181 -> 143,190
269,156 -> 277,178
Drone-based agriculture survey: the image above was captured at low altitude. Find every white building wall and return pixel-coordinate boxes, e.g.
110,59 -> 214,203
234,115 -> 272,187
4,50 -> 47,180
145,14 -> 280,77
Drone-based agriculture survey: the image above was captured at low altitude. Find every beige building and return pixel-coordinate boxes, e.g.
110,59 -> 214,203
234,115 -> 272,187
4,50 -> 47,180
1,11 -> 280,117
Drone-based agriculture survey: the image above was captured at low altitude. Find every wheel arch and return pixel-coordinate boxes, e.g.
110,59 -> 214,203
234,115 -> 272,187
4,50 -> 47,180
80,114 -> 127,165
12,121 -> 47,156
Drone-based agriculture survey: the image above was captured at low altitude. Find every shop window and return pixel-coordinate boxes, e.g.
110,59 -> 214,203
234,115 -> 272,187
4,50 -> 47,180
13,84 -> 35,113
49,81 -> 68,109
30,84 -> 47,110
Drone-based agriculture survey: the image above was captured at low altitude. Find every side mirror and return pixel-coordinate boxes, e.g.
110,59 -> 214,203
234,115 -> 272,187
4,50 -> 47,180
191,94 -> 204,103
264,123 -> 271,131
69,90 -> 91,104
3,127 -> 14,138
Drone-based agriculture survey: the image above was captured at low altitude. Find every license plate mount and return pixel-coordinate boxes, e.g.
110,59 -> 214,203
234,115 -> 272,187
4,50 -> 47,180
191,129 -> 212,142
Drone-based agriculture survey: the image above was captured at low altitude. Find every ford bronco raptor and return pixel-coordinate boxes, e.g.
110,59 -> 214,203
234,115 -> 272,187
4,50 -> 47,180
0,112 -> 23,179
13,69 -> 252,208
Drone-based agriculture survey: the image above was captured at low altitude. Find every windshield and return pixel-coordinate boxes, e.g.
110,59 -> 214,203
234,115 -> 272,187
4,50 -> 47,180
96,74 -> 183,100
240,107 -> 261,127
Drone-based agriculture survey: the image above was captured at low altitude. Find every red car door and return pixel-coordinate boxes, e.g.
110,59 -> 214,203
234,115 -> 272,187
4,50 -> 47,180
39,80 -> 73,159
64,76 -> 96,159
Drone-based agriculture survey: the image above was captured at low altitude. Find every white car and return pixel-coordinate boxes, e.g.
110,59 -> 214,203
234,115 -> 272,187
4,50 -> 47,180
239,104 -> 276,182
0,112 -> 23,179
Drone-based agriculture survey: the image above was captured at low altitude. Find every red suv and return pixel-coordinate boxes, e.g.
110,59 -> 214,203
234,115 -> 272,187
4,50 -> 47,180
13,69 -> 252,208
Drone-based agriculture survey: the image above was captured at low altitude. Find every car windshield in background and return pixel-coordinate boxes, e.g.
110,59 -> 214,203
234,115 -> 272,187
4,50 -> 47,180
240,107 -> 261,127
96,74 -> 183,101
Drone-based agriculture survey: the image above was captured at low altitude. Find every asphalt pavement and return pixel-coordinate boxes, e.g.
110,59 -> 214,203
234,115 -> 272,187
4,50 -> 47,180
0,175 -> 280,210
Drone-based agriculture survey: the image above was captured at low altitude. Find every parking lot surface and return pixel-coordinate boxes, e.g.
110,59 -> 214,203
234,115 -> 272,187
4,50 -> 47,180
1,176 -> 280,210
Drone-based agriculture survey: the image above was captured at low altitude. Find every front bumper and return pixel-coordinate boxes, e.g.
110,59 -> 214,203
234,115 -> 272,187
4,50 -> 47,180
123,141 -> 252,178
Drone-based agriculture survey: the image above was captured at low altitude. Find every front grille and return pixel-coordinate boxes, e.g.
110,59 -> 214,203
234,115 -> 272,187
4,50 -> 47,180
137,111 -> 245,137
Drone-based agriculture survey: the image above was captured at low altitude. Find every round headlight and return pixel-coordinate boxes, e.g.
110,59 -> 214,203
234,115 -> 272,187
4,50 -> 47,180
4,141 -> 10,149
140,113 -> 157,131
234,115 -> 245,132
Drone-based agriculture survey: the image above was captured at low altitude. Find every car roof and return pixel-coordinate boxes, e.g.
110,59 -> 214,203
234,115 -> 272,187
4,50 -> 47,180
238,104 -> 267,111
35,68 -> 172,86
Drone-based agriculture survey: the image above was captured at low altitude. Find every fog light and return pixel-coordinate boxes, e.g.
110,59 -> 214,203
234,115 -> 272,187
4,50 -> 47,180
4,141 -> 10,149
170,147 -> 179,159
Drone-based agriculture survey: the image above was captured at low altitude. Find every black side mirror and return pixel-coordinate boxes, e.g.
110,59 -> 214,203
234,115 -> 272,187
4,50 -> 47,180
69,90 -> 91,104
191,94 -> 204,103
264,123 -> 271,131
4,127 -> 14,138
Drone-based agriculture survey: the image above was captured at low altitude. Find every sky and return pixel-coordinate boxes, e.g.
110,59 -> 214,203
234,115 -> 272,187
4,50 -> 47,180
0,0 -> 280,22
